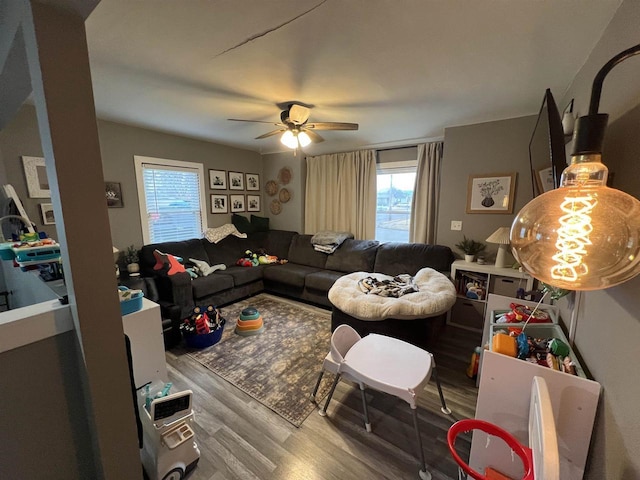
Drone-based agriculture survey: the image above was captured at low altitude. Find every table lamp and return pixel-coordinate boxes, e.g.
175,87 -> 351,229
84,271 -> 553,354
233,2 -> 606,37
486,227 -> 511,268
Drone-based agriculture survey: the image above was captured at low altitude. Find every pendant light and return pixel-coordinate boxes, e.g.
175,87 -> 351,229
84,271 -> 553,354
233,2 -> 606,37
510,44 -> 640,291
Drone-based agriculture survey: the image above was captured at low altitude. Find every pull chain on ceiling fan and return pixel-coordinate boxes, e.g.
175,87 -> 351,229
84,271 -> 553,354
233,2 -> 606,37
228,103 -> 359,150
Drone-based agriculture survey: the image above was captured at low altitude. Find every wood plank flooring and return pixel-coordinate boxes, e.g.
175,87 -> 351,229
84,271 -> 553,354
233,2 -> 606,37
165,324 -> 482,480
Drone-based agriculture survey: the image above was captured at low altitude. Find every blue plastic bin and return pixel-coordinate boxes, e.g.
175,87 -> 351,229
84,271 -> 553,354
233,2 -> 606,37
118,286 -> 144,316
184,323 -> 225,349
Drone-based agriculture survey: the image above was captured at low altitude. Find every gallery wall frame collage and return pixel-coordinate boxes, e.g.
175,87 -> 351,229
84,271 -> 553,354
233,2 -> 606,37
209,170 -> 261,214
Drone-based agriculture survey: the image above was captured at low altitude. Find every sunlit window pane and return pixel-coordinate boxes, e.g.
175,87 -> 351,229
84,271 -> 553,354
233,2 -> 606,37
375,171 -> 416,242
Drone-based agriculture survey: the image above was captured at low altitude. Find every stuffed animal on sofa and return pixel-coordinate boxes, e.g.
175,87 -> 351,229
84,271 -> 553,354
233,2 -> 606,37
153,249 -> 186,276
189,257 -> 226,277
256,248 -> 288,265
236,250 -> 259,267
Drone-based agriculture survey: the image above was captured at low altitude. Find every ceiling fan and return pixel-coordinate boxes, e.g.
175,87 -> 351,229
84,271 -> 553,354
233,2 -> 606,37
229,103 -> 359,149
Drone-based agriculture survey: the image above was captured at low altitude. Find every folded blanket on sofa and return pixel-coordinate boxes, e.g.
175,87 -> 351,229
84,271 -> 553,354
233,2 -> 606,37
204,224 -> 248,244
357,274 -> 418,297
311,230 -> 354,254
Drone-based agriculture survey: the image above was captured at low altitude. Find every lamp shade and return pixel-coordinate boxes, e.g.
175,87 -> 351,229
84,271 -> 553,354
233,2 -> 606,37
511,156 -> 640,290
487,227 -> 512,268
297,131 -> 311,147
486,227 -> 511,244
280,130 -> 297,149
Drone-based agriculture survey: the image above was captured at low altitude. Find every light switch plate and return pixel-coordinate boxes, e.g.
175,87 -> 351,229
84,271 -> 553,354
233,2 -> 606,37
451,220 -> 462,231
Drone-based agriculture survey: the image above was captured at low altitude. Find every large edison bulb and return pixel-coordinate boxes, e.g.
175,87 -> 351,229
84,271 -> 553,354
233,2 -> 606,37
511,154 -> 640,290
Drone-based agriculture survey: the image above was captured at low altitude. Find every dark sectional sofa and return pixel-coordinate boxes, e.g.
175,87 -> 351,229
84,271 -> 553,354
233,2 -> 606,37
138,229 -> 455,348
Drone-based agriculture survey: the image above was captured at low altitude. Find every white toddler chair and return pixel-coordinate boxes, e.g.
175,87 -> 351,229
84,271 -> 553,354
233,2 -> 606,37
313,325 -> 451,480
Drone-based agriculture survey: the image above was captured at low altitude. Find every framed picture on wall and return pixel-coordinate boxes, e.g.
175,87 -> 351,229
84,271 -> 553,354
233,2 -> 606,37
211,194 -> 228,214
535,167 -> 555,194
22,156 -> 50,198
209,169 -> 227,190
466,173 -> 516,214
40,203 -> 55,225
247,195 -> 260,212
230,194 -> 245,212
228,171 -> 244,190
245,173 -> 260,191
105,181 -> 124,208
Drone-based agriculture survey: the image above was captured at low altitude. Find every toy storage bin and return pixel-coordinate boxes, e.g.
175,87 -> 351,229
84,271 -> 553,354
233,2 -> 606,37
490,307 -> 559,325
0,243 -> 15,260
119,286 -> 144,316
12,244 -> 61,264
489,322 -> 586,378
184,324 -> 225,349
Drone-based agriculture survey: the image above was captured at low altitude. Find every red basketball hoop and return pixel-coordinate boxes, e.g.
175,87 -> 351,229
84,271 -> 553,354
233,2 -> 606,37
447,419 -> 534,480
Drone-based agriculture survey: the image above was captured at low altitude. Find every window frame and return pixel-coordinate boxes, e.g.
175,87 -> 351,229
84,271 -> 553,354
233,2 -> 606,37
134,155 -> 208,245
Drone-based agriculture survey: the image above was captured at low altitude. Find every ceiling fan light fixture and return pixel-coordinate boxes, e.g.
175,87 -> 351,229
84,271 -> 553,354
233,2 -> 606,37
297,131 -> 312,147
280,130 -> 297,149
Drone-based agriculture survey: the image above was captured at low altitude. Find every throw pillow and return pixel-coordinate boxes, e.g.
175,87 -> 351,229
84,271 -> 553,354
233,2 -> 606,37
250,214 -> 270,232
153,250 -> 186,276
232,213 -> 255,234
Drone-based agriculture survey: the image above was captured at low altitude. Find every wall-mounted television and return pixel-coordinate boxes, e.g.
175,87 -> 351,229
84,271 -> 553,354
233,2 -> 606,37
528,89 -> 567,197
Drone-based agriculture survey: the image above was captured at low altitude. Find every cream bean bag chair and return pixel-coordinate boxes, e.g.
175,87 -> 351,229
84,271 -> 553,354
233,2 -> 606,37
328,267 -> 456,321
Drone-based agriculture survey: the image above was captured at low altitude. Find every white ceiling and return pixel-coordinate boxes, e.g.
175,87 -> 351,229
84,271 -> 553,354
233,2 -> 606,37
84,0 -> 623,155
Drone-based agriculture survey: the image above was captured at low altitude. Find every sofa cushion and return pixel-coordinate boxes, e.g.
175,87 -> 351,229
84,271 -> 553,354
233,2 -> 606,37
374,242 -> 454,276
140,239 -> 208,276
325,239 -> 380,273
219,265 -> 264,287
191,273 -> 234,300
263,263 -> 320,288
305,270 -> 344,291
287,234 -> 327,269
202,231 -> 271,266
264,230 -> 298,260
232,213 -> 255,234
251,215 -> 270,232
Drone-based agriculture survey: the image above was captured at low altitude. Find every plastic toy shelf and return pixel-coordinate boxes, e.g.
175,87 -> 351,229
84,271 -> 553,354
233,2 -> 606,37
11,244 -> 61,267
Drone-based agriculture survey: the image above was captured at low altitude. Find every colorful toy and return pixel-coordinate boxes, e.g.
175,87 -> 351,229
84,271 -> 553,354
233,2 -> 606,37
153,249 -> 186,276
234,306 -> 264,336
236,250 -> 259,267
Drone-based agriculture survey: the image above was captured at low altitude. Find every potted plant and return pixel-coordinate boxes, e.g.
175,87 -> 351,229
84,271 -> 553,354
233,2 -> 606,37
455,236 -> 486,262
125,245 -> 140,274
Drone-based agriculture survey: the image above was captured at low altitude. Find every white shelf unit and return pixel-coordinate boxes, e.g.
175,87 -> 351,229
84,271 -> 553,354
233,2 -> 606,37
447,260 -> 535,332
122,298 -> 168,389
472,350 -> 600,479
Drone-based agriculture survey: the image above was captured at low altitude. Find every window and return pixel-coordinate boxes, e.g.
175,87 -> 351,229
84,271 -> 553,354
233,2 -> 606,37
376,160 -> 417,242
134,156 -> 208,244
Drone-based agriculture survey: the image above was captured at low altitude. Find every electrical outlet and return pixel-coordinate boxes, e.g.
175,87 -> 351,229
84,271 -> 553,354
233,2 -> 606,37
451,220 -> 462,231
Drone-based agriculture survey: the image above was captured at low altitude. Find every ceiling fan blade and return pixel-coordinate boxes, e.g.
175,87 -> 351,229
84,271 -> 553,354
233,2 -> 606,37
305,122 -> 359,131
228,119 -> 285,126
303,129 -> 324,143
255,129 -> 285,140
288,104 -> 311,125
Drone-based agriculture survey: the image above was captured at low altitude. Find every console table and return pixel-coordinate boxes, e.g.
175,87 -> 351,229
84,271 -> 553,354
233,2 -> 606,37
447,260 -> 534,332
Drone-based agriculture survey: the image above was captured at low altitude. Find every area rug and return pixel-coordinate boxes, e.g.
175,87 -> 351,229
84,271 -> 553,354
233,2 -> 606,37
186,293 -> 335,427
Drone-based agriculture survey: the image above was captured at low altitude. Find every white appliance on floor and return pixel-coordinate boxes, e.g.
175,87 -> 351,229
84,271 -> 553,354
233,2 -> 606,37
140,388 -> 200,480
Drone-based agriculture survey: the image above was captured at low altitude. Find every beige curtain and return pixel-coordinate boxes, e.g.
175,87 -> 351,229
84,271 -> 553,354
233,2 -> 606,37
305,149 -> 377,239
410,142 -> 443,244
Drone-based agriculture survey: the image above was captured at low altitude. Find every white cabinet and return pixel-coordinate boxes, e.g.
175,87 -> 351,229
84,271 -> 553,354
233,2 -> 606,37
121,298 -> 168,389
447,260 -> 535,332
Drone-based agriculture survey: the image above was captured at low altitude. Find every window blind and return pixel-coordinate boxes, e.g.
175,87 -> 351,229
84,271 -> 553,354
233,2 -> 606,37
141,163 -> 203,243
